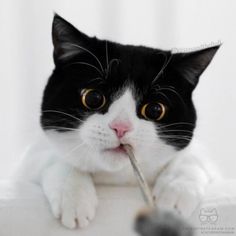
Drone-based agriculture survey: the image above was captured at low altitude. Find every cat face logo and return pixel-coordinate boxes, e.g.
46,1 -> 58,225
199,208 -> 218,224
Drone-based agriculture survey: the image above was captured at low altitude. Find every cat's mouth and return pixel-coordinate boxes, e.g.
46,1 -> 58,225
104,144 -> 128,155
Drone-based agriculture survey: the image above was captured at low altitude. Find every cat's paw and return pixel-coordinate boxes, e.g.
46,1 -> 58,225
153,180 -> 204,217
47,186 -> 98,229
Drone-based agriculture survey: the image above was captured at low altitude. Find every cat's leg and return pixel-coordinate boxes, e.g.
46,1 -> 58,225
41,161 -> 98,229
153,156 -> 210,217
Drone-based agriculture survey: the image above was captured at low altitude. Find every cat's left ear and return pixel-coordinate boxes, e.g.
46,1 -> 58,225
52,14 -> 91,64
171,45 -> 221,89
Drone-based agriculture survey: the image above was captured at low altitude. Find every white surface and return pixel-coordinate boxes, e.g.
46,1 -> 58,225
0,180 -> 236,236
0,0 -> 236,178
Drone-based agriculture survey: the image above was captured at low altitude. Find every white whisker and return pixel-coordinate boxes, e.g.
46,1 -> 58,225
159,135 -> 192,141
67,62 -> 103,76
158,129 -> 194,134
105,41 -> 109,70
43,126 -> 78,131
164,87 -> 185,104
64,142 -> 85,159
42,110 -> 84,123
152,53 -> 173,84
67,43 -> 104,72
158,122 -> 194,128
153,89 -> 172,105
107,58 -> 121,75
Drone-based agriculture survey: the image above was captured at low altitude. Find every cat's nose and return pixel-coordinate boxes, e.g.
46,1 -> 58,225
109,121 -> 132,138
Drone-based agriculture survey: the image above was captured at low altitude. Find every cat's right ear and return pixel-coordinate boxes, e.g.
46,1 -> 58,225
52,14 -> 90,64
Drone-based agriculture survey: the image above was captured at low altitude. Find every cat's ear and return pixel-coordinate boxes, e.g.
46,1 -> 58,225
52,14 -> 90,63
171,45 -> 221,89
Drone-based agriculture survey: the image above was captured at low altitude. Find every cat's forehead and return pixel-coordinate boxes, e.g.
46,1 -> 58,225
93,41 -> 172,90
109,42 -> 168,72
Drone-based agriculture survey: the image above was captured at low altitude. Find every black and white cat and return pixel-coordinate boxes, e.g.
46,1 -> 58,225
16,14 -> 221,229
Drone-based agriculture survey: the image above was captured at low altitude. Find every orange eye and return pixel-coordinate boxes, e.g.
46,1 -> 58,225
141,102 -> 166,121
81,89 -> 106,110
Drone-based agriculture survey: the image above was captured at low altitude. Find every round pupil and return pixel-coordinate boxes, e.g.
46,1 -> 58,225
146,103 -> 162,120
85,90 -> 103,109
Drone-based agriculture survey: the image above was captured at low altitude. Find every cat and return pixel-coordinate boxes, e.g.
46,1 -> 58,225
15,14 -> 221,230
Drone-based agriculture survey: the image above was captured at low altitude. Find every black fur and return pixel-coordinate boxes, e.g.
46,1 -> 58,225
41,14 -> 220,150
135,208 -> 193,236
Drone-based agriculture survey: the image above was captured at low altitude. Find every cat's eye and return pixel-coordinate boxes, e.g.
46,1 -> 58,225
81,89 -> 106,110
141,102 -> 166,121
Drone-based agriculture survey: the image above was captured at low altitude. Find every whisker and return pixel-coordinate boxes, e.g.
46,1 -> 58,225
42,110 -> 84,123
158,129 -> 194,134
152,53 -> 173,84
65,61 -> 103,76
43,126 -> 78,132
159,134 -> 192,138
152,89 -> 172,105
66,43 -> 104,72
159,136 -> 192,141
159,134 -> 192,139
155,87 -> 186,106
63,142 -> 85,159
105,41 -> 109,71
87,77 -> 105,85
107,58 -> 121,75
158,122 -> 194,128
80,140 -> 97,157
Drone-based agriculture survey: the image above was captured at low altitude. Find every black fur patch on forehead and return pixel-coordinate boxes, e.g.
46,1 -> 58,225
41,14 -> 220,150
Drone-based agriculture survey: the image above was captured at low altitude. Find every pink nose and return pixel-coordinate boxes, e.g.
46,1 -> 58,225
109,121 -> 132,138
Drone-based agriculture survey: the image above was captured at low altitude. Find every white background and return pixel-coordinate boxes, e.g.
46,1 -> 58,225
0,0 -> 235,179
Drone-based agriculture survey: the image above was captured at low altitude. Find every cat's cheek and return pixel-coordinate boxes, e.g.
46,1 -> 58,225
44,130 -> 81,157
79,119 -> 116,149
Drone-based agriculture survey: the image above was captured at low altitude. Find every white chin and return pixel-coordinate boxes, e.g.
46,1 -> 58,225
99,150 -> 130,172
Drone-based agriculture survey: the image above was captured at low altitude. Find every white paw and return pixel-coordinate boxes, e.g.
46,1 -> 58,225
153,181 -> 204,217
47,186 -> 98,229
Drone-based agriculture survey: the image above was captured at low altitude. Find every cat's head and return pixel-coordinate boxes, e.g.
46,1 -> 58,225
40,14 -> 220,172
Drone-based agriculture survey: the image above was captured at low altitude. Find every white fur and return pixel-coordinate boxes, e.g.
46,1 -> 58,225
14,88 -> 221,228
42,162 -> 97,228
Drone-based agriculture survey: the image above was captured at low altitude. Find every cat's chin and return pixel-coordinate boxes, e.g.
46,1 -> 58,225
100,148 -> 130,172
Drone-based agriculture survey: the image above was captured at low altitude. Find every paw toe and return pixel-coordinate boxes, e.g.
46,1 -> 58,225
61,214 -> 77,229
78,217 -> 90,228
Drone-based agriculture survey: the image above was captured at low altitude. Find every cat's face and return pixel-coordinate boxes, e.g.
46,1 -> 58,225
40,15 -> 219,172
